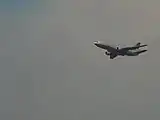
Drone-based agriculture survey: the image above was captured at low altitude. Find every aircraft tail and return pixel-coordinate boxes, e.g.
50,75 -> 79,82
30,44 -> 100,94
135,42 -> 147,48
135,50 -> 147,55
135,42 -> 141,47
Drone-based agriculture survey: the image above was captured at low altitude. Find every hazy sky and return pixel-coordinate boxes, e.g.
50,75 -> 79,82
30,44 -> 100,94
1,0 -> 160,120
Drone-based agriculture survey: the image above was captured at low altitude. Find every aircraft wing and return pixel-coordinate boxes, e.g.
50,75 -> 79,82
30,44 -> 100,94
103,45 -> 117,53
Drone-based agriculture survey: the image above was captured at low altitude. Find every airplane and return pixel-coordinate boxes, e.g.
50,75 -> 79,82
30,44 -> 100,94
94,41 -> 147,59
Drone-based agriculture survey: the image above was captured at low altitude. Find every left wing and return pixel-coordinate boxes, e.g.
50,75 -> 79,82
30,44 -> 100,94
103,45 -> 118,53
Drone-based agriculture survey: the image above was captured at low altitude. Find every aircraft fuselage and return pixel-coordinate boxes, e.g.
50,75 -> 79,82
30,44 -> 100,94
94,41 -> 147,58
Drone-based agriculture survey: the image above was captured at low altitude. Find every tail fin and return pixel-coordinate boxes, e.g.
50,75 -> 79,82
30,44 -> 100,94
135,50 -> 147,55
135,42 -> 141,47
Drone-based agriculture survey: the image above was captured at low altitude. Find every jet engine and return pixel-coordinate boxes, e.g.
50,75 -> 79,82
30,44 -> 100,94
105,51 -> 110,55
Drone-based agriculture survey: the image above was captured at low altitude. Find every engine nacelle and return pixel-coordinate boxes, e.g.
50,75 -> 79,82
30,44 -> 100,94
105,51 -> 110,55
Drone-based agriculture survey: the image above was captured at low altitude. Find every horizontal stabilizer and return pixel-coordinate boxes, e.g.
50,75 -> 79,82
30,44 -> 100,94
135,50 -> 147,54
135,42 -> 147,49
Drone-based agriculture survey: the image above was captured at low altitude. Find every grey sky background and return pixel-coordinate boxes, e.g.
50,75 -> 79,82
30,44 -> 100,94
0,0 -> 160,120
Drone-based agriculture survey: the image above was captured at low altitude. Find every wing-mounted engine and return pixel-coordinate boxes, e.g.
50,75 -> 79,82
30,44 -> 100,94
105,51 -> 110,55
